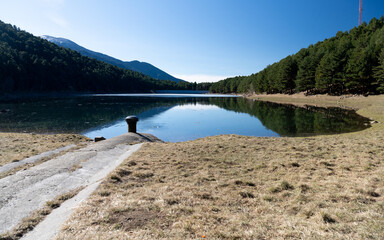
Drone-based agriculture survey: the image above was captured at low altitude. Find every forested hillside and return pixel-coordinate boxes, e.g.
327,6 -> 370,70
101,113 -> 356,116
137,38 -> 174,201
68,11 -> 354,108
41,35 -> 185,83
0,21 -> 190,94
210,17 -> 384,95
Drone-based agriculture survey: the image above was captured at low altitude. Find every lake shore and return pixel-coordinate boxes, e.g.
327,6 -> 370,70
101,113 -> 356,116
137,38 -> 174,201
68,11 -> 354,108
53,94 -> 384,239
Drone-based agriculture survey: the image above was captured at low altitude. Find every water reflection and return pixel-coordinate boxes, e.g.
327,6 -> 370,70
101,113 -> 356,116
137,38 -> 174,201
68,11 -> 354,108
0,95 -> 370,141
86,103 -> 279,141
211,98 -> 370,136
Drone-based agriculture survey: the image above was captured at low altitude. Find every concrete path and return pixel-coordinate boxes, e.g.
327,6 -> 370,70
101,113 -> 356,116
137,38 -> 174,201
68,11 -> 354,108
0,133 -> 160,237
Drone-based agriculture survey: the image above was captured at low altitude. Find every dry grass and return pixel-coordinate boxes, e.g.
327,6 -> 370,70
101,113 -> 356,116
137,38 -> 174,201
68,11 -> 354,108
0,188 -> 83,240
56,94 -> 384,239
0,133 -> 90,167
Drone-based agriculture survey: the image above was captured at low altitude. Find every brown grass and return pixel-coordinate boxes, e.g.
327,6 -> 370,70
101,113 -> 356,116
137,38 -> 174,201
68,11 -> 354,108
0,133 -> 90,167
56,94 -> 384,239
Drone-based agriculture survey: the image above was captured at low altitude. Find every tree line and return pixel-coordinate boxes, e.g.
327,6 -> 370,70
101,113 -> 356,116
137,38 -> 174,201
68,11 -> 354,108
0,20 -> 209,94
210,17 -> 384,95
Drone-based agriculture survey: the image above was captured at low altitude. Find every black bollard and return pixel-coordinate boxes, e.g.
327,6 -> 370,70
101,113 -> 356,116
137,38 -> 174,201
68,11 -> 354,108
125,116 -> 139,133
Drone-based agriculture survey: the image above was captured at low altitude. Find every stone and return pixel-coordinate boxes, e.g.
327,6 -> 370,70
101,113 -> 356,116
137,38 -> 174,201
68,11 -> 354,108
94,136 -> 106,142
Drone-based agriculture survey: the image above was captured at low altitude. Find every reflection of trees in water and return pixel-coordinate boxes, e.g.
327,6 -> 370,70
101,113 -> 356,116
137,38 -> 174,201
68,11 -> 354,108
0,96 -> 370,135
209,98 -> 370,136
0,97 -> 203,133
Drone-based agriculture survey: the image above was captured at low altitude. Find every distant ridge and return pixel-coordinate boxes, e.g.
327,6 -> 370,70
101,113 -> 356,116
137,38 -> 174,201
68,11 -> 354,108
41,35 -> 185,83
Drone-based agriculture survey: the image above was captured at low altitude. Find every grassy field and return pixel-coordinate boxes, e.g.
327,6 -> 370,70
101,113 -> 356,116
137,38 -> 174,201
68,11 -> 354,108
55,94 -> 384,239
0,133 -> 90,167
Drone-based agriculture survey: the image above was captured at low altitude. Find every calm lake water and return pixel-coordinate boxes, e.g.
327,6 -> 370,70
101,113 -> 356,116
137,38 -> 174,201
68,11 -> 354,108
0,94 -> 370,142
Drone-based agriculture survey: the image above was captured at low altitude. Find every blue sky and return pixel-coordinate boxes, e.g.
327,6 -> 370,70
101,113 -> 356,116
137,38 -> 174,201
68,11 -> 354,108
1,0 -> 384,82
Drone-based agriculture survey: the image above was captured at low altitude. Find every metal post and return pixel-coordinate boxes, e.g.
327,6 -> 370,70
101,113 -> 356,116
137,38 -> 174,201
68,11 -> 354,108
125,116 -> 139,133
359,0 -> 363,26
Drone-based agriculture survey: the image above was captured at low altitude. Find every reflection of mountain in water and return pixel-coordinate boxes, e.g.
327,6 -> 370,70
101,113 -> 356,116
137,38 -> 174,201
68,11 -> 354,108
79,105 -> 174,134
137,106 -> 173,120
0,97 -> 186,133
0,96 -> 370,136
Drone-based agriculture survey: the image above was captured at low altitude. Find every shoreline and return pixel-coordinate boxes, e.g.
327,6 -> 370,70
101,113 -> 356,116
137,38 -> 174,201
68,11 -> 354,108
2,93 -> 382,155
1,93 -> 382,167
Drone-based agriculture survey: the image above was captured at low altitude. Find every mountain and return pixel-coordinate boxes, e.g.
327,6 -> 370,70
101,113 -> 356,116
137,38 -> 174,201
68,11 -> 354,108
41,35 -> 185,83
0,20 -> 184,94
210,17 -> 384,95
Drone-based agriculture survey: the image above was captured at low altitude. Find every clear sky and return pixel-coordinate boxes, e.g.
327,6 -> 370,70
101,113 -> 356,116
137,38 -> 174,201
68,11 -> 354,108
1,0 -> 384,82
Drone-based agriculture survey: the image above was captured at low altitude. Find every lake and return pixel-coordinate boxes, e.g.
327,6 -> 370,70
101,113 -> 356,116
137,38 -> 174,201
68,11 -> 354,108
0,94 -> 370,142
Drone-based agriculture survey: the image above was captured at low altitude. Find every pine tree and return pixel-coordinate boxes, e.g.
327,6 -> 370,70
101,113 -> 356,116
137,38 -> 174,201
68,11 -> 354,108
374,49 -> 384,93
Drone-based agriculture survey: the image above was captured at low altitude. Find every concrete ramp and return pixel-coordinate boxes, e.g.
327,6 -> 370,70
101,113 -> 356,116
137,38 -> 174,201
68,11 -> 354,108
0,133 -> 161,237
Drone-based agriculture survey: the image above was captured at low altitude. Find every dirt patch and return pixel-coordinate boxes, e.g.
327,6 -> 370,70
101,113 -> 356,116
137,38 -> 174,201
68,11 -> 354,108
107,208 -> 170,232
